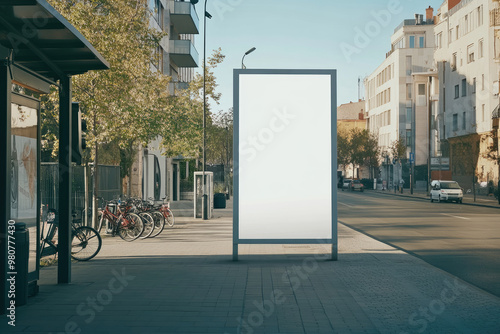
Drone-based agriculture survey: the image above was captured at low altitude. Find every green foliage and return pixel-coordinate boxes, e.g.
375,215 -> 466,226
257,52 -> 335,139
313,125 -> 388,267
206,108 -> 233,166
337,128 -> 380,176
390,134 -> 407,161
160,49 -> 226,158
44,0 -> 170,163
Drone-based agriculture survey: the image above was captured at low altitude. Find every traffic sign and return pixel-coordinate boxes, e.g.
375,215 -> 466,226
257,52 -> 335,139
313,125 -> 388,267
409,152 -> 415,163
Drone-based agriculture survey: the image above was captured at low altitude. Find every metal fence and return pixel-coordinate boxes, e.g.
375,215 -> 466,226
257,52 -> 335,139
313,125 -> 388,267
40,163 -> 121,213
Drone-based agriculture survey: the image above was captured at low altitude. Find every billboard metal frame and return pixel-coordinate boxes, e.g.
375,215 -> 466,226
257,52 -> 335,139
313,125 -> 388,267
233,69 -> 338,261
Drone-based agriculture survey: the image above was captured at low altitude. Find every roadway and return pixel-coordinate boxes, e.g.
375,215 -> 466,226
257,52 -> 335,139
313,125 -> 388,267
338,190 -> 500,298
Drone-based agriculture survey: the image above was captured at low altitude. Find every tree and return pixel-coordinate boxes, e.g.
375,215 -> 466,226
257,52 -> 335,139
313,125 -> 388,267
361,130 -> 380,179
206,108 -> 233,166
389,134 -> 407,162
337,128 -> 379,179
45,0 -> 171,227
388,134 -> 407,190
159,49 -> 226,159
449,134 -> 481,201
337,128 -> 351,176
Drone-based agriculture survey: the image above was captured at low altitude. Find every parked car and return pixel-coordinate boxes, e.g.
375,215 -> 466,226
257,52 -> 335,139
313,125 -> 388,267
342,179 -> 352,191
430,180 -> 463,203
350,179 -> 364,192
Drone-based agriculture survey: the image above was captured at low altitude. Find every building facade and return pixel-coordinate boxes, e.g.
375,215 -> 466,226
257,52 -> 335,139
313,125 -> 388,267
433,0 -> 500,189
130,0 -> 199,201
365,8 -> 436,189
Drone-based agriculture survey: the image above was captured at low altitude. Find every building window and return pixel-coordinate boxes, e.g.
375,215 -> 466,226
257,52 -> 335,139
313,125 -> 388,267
148,0 -> 162,25
419,36 -> 425,48
453,114 -> 458,131
406,130 -> 412,147
465,15 -> 469,34
455,85 -> 459,99
436,33 -> 442,49
478,6 -> 483,26
482,104 -> 485,122
478,39 -> 484,58
406,56 -> 412,75
472,78 -> 476,94
451,53 -> 457,71
449,29 -> 453,44
467,44 -> 475,63
407,84 -> 412,99
482,74 -> 485,90
418,84 -> 426,95
462,79 -> 467,97
406,107 -> 412,124
462,112 -> 466,130
409,36 -> 415,48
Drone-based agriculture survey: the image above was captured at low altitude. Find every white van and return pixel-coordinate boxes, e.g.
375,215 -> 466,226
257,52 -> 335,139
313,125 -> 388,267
430,180 -> 463,203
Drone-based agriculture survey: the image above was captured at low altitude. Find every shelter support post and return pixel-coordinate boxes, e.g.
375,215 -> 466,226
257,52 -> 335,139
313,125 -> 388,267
58,75 -> 72,284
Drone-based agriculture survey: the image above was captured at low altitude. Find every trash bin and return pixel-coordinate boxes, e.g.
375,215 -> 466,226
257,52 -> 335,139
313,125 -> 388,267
214,193 -> 226,209
12,222 -> 29,306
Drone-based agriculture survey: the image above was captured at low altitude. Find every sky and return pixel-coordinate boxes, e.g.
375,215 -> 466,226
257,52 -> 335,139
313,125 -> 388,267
192,0 -> 444,113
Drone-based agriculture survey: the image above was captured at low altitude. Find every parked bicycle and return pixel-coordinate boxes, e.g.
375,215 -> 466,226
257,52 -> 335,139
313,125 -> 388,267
158,199 -> 175,227
97,199 -> 144,241
40,208 -> 102,261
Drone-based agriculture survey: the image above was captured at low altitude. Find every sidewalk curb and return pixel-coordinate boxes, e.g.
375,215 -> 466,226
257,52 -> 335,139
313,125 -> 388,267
372,190 -> 500,209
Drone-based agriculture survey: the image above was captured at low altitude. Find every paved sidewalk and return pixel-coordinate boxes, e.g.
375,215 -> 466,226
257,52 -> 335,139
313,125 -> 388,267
2,210 -> 500,333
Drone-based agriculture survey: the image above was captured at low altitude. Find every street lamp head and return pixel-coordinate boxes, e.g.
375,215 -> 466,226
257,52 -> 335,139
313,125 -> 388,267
205,11 -> 212,19
190,0 -> 199,4
245,47 -> 256,55
242,47 -> 257,69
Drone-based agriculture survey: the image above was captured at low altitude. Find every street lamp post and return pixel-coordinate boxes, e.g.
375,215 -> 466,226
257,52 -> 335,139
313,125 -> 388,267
241,47 -> 256,69
191,0 -> 211,219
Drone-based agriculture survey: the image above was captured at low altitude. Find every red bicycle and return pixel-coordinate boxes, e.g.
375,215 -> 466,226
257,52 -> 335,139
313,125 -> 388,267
158,199 -> 175,227
97,200 -> 144,241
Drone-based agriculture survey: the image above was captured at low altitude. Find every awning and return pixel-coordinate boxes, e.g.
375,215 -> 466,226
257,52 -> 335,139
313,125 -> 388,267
0,0 -> 109,80
492,104 -> 500,119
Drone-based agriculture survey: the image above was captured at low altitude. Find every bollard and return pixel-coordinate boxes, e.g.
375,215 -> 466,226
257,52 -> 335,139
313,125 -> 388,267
13,222 -> 29,306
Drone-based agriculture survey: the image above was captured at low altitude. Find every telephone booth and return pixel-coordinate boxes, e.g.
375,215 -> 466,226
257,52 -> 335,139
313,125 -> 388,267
194,171 -> 213,219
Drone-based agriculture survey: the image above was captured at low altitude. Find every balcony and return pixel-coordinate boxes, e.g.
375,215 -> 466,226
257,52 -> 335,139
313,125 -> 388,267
169,40 -> 199,67
170,1 -> 199,34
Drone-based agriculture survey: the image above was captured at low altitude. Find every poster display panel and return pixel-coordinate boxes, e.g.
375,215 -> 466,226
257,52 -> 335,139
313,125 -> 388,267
233,69 -> 337,258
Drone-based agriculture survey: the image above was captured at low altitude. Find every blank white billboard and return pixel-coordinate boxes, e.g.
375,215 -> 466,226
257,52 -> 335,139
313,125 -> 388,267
234,69 -> 337,244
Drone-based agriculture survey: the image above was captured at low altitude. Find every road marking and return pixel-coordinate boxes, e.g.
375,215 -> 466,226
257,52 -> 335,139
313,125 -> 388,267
338,202 -> 355,208
441,213 -> 470,220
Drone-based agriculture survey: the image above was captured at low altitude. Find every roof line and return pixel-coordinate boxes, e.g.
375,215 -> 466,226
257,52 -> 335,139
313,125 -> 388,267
37,0 -> 109,70
0,13 -> 66,79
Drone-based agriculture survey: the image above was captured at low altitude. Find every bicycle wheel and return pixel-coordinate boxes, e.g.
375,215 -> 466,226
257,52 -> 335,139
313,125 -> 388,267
138,212 -> 155,239
118,213 -> 144,242
165,209 -> 175,227
149,211 -> 165,238
71,226 -> 102,261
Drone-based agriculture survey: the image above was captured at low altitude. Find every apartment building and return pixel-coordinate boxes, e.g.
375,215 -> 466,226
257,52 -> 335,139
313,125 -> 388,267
365,8 -> 435,189
433,0 -> 500,188
131,0 -> 199,201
